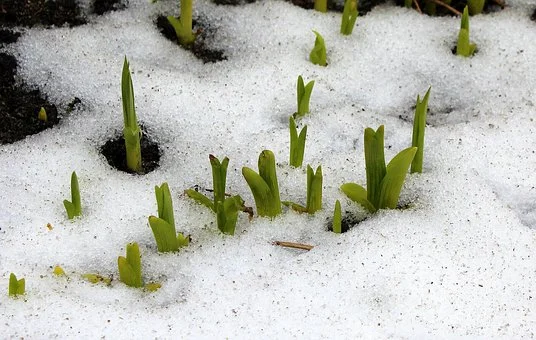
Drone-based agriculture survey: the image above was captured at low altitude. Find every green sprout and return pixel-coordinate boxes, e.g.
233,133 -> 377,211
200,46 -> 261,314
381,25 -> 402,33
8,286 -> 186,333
456,6 -> 476,57
149,183 -> 190,252
8,273 -> 25,297
289,116 -> 307,167
341,125 -> 417,213
294,75 -> 315,118
242,150 -> 282,218
121,57 -> 142,173
404,0 -> 412,8
340,0 -> 358,35
468,0 -> 485,15
63,171 -> 81,219
167,0 -> 196,47
118,242 -> 143,288
283,165 -> 323,214
314,0 -> 327,12
82,273 -> 112,285
411,87 -> 431,174
332,200 -> 342,233
186,155 -> 245,235
309,30 -> 327,67
38,107 -> 47,122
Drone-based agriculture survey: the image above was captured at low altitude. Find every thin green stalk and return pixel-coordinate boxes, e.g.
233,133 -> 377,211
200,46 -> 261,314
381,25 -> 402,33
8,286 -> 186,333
118,242 -> 143,288
8,273 -> 25,297
310,30 -> 327,67
63,171 -> 81,219
332,200 -> 342,234
456,6 -> 476,57
314,0 -> 327,12
289,116 -> 307,167
121,57 -> 142,173
294,75 -> 315,118
411,87 -> 431,173
210,155 -> 228,209
364,126 -> 386,208
306,165 -> 323,214
340,0 -> 358,35
468,0 -> 485,15
167,0 -> 196,46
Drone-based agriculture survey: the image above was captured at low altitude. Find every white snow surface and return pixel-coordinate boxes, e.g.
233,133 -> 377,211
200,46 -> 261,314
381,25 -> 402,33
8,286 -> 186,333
1,0 -> 536,338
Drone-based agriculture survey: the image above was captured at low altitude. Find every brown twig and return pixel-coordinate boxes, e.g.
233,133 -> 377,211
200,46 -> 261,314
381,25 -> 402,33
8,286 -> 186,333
413,0 -> 422,14
428,0 -> 462,16
273,241 -> 314,251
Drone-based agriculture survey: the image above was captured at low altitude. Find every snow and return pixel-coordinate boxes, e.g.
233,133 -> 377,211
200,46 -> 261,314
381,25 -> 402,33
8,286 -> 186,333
1,0 -> 536,338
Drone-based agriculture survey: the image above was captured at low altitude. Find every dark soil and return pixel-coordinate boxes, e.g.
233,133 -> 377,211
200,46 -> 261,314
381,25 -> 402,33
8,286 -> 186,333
327,212 -> 364,233
289,0 -> 387,15
531,7 -> 536,21
212,0 -> 256,5
0,29 -> 20,44
93,0 -> 126,15
395,0 -> 504,16
0,53 -> 60,144
100,126 -> 161,175
156,15 -> 227,63
0,0 -> 86,27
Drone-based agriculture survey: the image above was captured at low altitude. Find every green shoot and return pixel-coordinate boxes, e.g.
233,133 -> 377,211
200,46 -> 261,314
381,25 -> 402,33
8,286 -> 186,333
411,87 -> 431,173
309,30 -> 327,67
167,0 -> 196,47
289,116 -> 307,167
121,57 -> 142,173
8,273 -> 25,297
340,0 -> 358,35
332,200 -> 342,233
186,155 -> 245,235
149,183 -> 189,252
242,150 -> 282,218
404,0 -> 412,8
118,242 -> 143,288
82,273 -> 111,285
38,107 -> 47,122
283,165 -> 323,214
341,126 -> 417,213
456,6 -> 476,57
53,266 -> 66,276
314,0 -> 327,12
63,171 -> 81,219
468,0 -> 485,15
294,75 -> 315,118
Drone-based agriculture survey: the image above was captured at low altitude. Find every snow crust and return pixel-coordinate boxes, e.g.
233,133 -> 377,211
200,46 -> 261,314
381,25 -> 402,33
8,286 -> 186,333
1,0 -> 535,338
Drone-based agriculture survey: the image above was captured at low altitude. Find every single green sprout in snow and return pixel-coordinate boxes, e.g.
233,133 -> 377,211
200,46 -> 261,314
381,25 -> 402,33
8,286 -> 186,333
341,125 -> 417,213
8,273 -> 25,297
118,242 -> 143,288
38,107 -> 47,122
63,171 -> 81,219
332,200 -> 342,234
242,150 -> 282,218
294,75 -> 315,118
468,0 -> 485,15
314,0 -> 327,12
149,182 -> 189,252
289,116 -> 307,168
456,6 -> 476,57
121,57 -> 143,173
340,0 -> 358,35
167,0 -> 196,47
309,30 -> 327,67
411,87 -> 431,173
186,155 -> 245,235
283,165 -> 323,214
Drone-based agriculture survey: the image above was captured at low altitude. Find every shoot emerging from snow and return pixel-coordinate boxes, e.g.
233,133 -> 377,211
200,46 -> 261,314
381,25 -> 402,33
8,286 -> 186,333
468,0 -> 485,15
118,242 -> 143,288
294,75 -> 315,118
167,0 -> 196,47
121,57 -> 143,173
63,171 -> 81,219
283,165 -> 323,214
37,107 -> 47,122
411,87 -> 431,173
332,200 -> 342,234
314,0 -> 327,12
8,273 -> 25,297
309,31 -> 327,67
456,7 -> 476,57
340,0 -> 358,35
289,116 -> 307,167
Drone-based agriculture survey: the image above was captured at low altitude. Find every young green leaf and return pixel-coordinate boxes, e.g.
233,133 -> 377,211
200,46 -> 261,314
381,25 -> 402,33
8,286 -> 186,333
340,0 -> 358,35
167,0 -> 195,46
216,195 -> 245,235
306,165 -> 323,214
364,126 -> 386,208
309,30 -> 327,67
378,147 -> 417,209
38,107 -> 47,122
411,87 -> 431,173
155,182 -> 175,228
404,0 -> 412,8
340,182 -> 376,213
332,200 -> 342,234
118,242 -> 143,288
210,155 -> 229,209
294,75 -> 315,118
63,171 -> 81,219
314,0 -> 327,12
468,0 -> 485,15
121,57 -> 142,173
456,7 -> 476,57
289,116 -> 307,167
8,273 -> 25,297
185,188 -> 214,210
242,150 -> 282,218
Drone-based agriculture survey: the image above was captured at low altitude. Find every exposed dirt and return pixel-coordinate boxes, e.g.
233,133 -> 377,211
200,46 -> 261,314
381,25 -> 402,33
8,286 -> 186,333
394,0 -> 504,16
156,15 -> 227,63
0,0 -> 86,27
531,7 -> 536,21
326,212 -> 365,233
289,0 -> 387,15
212,0 -> 256,5
100,126 -> 161,175
93,0 -> 126,15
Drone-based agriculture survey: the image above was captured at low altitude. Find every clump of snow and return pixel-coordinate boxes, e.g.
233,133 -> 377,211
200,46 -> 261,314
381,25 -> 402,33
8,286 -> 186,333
1,0 -> 535,337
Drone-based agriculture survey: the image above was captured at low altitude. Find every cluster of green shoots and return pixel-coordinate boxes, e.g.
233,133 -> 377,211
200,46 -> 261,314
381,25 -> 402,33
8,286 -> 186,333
8,273 -> 25,297
456,6 -> 477,57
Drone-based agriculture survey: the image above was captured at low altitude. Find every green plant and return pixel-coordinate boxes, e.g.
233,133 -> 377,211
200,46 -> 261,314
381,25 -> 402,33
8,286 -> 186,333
8,273 -> 25,297
332,200 -> 342,233
167,0 -> 196,47
289,116 -> 307,167
468,0 -> 485,15
341,125 -> 417,213
149,183 -> 189,252
411,87 -> 431,173
340,0 -> 358,35
38,107 -> 47,122
404,0 -> 412,8
63,171 -> 81,219
456,6 -> 476,57
283,165 -> 323,214
118,242 -> 143,288
242,150 -> 282,218
121,57 -> 143,173
186,155 -> 245,235
314,0 -> 327,12
294,75 -> 315,118
309,31 -> 327,67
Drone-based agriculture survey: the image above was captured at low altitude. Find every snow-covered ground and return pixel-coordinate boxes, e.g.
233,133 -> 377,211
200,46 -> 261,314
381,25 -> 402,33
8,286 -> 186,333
1,0 -> 535,337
